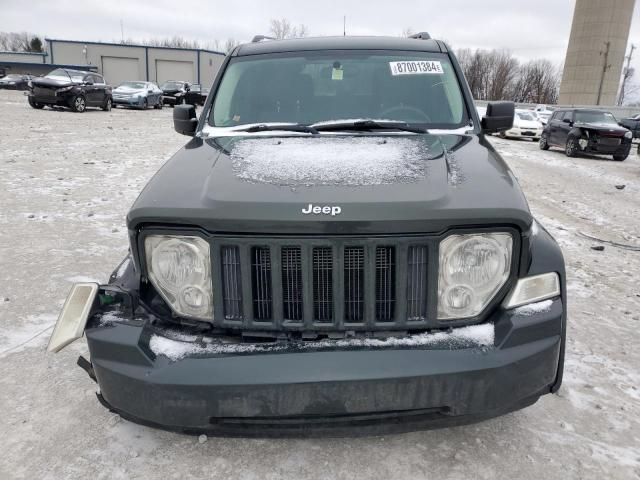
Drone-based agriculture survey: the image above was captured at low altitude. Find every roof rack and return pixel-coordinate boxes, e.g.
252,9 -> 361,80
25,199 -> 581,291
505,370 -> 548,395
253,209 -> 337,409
409,32 -> 431,40
251,35 -> 276,43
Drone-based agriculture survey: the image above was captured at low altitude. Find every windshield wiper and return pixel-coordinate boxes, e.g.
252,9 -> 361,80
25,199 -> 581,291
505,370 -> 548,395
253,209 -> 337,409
312,119 -> 428,134
234,124 -> 319,134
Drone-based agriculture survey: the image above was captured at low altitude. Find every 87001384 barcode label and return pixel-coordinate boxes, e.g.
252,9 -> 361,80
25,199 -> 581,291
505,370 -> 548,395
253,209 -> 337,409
389,61 -> 444,76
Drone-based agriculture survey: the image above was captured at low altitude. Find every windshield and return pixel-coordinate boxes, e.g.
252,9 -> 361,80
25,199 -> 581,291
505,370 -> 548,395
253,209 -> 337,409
210,51 -> 468,129
516,112 -> 536,121
117,81 -> 147,89
575,111 -> 618,125
161,81 -> 183,90
45,69 -> 85,82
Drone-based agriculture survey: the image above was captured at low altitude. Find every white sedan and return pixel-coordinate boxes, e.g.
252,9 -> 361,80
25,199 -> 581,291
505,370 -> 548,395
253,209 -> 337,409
500,110 -> 543,140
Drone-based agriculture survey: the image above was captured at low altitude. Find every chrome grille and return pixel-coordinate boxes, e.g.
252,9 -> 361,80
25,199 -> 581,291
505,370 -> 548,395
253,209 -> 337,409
221,246 -> 243,320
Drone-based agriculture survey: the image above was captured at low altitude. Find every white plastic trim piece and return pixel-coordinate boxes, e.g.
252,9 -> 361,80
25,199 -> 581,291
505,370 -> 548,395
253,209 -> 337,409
503,273 -> 560,310
47,283 -> 99,353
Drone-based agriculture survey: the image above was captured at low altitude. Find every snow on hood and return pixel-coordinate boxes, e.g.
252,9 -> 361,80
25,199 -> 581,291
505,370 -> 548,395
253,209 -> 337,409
229,136 -> 432,186
149,323 -> 495,361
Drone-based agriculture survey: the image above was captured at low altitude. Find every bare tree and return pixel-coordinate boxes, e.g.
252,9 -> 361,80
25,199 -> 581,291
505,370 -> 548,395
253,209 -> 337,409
401,27 -> 414,38
0,32 -> 43,52
224,38 -> 240,54
269,18 -> 309,39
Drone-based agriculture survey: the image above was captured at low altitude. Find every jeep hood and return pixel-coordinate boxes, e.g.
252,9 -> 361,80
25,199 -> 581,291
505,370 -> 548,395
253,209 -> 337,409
128,134 -> 532,235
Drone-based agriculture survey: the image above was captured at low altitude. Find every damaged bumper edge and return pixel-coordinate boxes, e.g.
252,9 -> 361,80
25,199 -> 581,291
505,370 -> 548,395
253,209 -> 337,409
81,297 -> 563,437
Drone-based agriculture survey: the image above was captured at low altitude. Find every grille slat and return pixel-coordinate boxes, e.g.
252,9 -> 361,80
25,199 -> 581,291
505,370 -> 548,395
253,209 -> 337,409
375,246 -> 396,322
344,246 -> 365,322
221,246 -> 243,320
407,246 -> 428,320
282,246 -> 303,321
313,247 -> 334,322
251,247 -> 272,321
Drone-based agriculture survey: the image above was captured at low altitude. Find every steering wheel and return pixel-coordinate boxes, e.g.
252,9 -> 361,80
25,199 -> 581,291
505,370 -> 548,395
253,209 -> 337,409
379,105 -> 432,123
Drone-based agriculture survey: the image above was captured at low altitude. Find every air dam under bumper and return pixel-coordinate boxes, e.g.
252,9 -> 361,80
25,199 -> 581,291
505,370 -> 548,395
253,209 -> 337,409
86,300 -> 563,437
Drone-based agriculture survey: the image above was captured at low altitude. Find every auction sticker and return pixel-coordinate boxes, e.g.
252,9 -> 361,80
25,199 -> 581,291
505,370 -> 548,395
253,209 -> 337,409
389,60 -> 443,75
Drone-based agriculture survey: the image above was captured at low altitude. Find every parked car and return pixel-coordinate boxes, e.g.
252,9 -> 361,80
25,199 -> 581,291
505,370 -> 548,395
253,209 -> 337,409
28,69 -> 112,112
540,108 -> 632,161
499,109 -> 543,140
534,105 -> 554,125
49,34 -> 566,437
184,83 -> 209,106
112,81 -> 163,109
160,80 -> 190,107
619,113 -> 640,139
0,73 -> 32,90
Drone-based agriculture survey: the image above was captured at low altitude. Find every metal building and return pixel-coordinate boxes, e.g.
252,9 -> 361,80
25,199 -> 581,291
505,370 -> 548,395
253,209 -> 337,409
45,39 -> 226,87
559,0 -> 636,106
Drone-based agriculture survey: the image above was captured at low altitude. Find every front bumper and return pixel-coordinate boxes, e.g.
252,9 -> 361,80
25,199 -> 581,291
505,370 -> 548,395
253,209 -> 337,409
84,295 -> 563,437
113,96 -> 144,107
504,127 -> 542,139
162,95 -> 180,105
581,138 -> 631,155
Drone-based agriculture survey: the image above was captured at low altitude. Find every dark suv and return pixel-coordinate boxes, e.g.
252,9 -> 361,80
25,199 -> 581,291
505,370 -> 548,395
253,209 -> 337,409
49,34 -> 566,437
540,108 -> 632,161
28,69 -> 112,112
160,80 -> 190,107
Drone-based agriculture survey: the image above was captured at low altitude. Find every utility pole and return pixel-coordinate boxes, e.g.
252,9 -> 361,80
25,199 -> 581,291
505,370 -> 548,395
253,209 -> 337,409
596,41 -> 611,105
618,44 -> 636,105
120,19 -> 124,43
343,16 -> 346,36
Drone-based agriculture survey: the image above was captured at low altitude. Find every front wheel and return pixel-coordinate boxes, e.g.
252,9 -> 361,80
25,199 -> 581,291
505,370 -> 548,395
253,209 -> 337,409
613,154 -> 628,161
154,98 -> 163,109
539,134 -> 549,150
102,97 -> 112,111
72,95 -> 86,113
565,136 -> 578,157
28,97 -> 44,109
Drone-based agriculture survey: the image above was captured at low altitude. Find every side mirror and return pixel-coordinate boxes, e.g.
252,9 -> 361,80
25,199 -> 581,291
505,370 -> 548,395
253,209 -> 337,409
85,79 -> 94,85
481,101 -> 514,134
148,89 -> 153,93
173,104 -> 198,136
562,118 -> 572,125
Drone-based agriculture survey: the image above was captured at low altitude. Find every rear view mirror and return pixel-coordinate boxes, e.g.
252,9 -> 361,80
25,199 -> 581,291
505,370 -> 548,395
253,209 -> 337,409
148,89 -> 153,93
562,118 -> 572,124
173,104 -> 198,136
481,101 -> 515,134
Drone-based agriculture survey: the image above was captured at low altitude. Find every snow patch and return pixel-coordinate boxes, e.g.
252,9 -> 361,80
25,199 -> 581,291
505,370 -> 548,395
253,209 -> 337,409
149,323 -> 494,362
512,299 -> 553,316
230,136 -> 431,186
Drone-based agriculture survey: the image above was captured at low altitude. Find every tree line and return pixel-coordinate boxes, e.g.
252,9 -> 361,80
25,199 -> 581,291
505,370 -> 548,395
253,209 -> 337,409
456,48 -> 560,104
0,32 -> 43,53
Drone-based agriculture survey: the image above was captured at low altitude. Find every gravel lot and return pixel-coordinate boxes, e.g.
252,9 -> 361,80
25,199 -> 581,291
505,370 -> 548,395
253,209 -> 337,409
1,89 -> 639,480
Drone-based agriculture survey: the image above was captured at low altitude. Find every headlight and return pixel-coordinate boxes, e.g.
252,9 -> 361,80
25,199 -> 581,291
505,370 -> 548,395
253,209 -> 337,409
145,235 -> 213,320
438,233 -> 512,319
56,86 -> 73,93
624,131 -> 632,139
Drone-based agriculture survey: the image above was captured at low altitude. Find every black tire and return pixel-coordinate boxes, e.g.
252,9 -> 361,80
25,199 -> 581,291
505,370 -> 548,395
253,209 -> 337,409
154,98 -> 162,109
71,95 -> 86,113
142,98 -> 148,110
499,132 -> 506,139
565,136 -> 578,157
102,97 -> 112,111
539,134 -> 550,150
27,97 -> 44,109
613,154 -> 628,161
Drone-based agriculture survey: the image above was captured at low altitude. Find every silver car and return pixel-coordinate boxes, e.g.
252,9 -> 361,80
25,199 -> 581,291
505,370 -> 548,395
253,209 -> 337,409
112,81 -> 163,109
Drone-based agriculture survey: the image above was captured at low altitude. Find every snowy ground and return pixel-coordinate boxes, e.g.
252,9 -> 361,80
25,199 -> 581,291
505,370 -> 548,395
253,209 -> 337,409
1,89 -> 639,479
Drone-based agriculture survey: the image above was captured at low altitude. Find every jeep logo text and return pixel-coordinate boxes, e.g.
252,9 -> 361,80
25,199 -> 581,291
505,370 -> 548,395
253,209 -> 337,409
301,204 -> 342,216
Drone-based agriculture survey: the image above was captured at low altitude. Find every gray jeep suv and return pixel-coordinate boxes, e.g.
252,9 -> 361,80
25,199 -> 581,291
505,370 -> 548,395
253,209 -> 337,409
49,34 -> 566,437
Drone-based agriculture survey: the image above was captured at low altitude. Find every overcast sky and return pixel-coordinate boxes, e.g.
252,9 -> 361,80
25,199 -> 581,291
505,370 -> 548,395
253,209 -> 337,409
1,0 -> 638,68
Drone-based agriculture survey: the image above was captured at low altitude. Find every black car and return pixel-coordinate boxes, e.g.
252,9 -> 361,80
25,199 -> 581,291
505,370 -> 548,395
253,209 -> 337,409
619,113 -> 640,139
160,80 -> 190,107
28,69 -> 112,112
540,108 -> 632,161
0,73 -> 32,90
184,83 -> 209,106
49,34 -> 567,437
